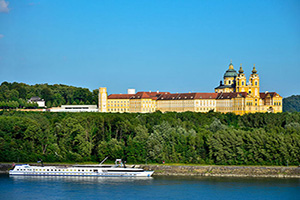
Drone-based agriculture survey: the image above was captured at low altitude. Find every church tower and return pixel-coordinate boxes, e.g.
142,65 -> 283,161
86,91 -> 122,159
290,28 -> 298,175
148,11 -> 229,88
99,87 -> 107,112
236,64 -> 247,92
249,65 -> 260,98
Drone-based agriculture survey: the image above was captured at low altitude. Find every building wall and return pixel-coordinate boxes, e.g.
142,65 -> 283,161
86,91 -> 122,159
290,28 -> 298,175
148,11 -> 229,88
129,98 -> 156,113
99,87 -> 107,112
157,99 -> 216,113
107,99 -> 130,113
50,105 -> 98,112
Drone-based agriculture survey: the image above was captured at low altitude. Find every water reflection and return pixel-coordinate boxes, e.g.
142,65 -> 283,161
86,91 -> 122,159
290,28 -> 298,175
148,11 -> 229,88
10,175 -> 153,185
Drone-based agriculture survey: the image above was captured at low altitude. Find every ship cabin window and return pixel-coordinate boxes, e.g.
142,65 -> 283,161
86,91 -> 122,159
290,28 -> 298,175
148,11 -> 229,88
82,170 -> 84,172
90,170 -> 92,172
51,169 -> 53,171
47,169 -> 49,171
17,169 -> 19,171
55,169 -> 57,171
93,169 -> 98,173
58,169 -> 61,171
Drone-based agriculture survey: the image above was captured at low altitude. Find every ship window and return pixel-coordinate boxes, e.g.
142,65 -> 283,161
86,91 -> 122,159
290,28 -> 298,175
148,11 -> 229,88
17,169 -> 19,171
55,169 -> 57,171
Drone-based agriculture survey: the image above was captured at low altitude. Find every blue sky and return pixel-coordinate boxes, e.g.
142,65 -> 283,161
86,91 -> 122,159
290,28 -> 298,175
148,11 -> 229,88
0,0 -> 299,97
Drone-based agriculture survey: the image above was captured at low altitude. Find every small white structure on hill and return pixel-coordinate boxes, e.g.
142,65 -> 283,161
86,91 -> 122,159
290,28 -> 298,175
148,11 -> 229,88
28,96 -> 46,107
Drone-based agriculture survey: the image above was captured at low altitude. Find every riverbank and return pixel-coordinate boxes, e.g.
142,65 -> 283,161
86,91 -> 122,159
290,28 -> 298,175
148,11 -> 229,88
141,165 -> 300,178
1,163 -> 300,178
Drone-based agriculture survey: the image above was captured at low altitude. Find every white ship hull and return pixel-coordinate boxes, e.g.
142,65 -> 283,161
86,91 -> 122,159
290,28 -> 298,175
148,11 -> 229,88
9,164 -> 154,177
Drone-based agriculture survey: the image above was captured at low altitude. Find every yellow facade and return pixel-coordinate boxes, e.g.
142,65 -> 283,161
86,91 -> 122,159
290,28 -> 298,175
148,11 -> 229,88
129,98 -> 156,113
99,62 -> 282,115
107,99 -> 130,113
98,87 -> 107,112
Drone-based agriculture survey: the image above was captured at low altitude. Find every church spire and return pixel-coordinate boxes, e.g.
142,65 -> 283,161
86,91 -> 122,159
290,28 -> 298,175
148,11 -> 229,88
239,64 -> 244,74
252,64 -> 257,74
229,61 -> 234,69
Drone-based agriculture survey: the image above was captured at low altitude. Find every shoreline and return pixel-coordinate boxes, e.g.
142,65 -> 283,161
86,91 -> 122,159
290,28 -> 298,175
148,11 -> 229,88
141,165 -> 300,178
1,163 -> 299,178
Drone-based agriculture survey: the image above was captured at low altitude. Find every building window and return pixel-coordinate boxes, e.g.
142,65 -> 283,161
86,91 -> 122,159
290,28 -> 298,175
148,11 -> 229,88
255,81 -> 258,86
242,81 -> 244,86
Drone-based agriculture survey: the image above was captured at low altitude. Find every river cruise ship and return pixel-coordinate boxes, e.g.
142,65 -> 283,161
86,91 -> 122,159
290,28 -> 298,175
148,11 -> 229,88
9,159 -> 154,177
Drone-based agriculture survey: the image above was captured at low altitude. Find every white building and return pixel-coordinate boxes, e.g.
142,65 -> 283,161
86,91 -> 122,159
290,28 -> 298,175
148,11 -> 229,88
49,105 -> 98,112
28,96 -> 46,107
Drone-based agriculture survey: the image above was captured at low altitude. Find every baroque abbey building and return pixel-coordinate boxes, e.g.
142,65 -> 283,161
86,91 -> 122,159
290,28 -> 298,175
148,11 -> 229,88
99,63 -> 282,115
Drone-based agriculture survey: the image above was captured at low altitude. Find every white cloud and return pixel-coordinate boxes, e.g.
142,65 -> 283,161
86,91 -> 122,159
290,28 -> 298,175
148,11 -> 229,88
0,0 -> 10,13
0,34 -> 4,38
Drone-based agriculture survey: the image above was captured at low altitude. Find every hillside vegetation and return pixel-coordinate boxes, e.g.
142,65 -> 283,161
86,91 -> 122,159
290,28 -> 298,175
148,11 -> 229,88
0,111 -> 299,166
283,95 -> 300,112
0,82 -> 98,108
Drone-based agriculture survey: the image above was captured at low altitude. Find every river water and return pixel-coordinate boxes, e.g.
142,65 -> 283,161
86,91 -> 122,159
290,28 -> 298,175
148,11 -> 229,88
0,174 -> 299,200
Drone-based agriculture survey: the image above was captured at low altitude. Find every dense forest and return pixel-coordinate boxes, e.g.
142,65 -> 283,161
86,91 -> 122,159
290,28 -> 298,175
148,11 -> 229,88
0,111 -> 299,166
0,82 -> 98,108
283,95 -> 300,112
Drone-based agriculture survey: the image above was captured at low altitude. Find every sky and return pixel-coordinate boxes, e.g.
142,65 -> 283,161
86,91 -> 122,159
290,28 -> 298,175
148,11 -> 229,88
0,0 -> 299,97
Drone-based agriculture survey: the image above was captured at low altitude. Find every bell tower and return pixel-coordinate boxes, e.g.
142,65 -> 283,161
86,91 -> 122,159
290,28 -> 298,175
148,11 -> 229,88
99,87 -> 107,112
249,65 -> 260,97
236,64 -> 247,92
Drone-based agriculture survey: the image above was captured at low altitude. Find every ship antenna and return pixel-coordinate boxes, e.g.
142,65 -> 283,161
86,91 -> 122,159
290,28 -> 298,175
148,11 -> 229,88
99,157 -> 109,165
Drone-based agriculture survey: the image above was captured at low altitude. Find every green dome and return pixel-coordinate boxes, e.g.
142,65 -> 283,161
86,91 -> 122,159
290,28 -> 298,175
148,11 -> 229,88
224,68 -> 238,78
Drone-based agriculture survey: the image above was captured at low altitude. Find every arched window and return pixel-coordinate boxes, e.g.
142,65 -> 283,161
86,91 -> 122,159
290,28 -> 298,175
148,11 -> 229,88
242,81 -> 244,86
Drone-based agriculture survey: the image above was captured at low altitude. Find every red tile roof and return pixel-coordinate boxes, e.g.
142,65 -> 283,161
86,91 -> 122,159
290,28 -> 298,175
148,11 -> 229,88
216,92 -> 248,99
260,92 -> 281,99
157,93 -> 218,100
108,94 -> 133,99
130,91 -> 170,100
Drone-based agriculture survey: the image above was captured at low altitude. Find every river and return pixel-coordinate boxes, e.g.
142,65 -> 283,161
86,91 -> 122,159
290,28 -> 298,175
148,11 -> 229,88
0,174 -> 299,200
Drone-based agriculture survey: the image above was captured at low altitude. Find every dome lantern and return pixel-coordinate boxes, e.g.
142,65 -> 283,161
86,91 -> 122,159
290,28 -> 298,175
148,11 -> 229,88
239,64 -> 244,74
252,64 -> 257,74
223,62 -> 238,78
